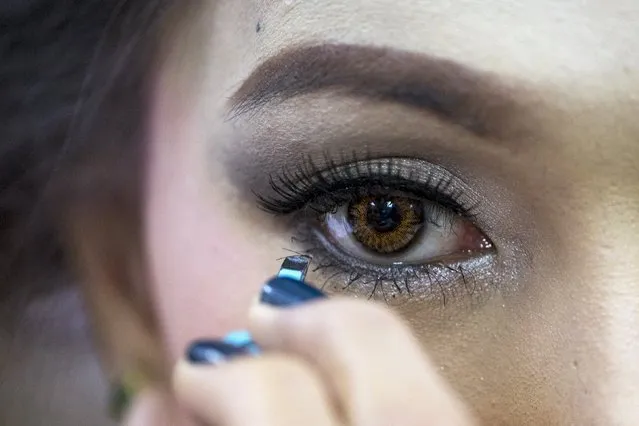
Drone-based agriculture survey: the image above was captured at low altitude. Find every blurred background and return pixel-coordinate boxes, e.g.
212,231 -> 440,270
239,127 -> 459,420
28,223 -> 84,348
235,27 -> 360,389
1,1 -> 128,424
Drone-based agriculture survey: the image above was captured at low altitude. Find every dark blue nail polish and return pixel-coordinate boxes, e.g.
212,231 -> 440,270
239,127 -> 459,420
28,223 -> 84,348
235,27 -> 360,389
186,340 -> 249,364
260,277 -> 326,307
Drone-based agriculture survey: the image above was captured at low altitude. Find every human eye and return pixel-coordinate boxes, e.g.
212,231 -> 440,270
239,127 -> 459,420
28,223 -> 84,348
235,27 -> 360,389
256,154 -> 495,303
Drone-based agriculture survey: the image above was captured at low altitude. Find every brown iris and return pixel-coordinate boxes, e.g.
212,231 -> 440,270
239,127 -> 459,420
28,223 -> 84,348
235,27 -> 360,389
347,196 -> 424,254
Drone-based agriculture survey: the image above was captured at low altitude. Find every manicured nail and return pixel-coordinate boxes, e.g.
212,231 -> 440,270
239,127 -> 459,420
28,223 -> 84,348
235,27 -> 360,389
260,277 -> 326,307
222,330 -> 253,346
222,330 -> 262,355
186,340 -> 250,365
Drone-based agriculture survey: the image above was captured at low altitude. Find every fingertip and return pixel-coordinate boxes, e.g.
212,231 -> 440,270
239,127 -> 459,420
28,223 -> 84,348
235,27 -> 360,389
172,359 -> 208,398
248,302 -> 281,323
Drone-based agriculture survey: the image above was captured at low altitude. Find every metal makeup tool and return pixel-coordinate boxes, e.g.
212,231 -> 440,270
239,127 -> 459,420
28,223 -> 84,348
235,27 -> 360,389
262,255 -> 324,307
276,255 -> 311,282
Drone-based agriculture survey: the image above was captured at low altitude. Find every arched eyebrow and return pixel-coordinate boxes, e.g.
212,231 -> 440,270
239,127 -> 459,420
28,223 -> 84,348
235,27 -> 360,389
229,43 -> 529,140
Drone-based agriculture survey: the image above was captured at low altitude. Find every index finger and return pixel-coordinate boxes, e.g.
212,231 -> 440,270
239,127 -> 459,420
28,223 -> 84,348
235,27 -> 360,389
250,298 -> 476,426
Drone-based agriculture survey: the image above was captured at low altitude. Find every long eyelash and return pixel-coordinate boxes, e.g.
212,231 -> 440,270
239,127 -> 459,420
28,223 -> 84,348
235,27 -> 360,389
256,151 -> 479,220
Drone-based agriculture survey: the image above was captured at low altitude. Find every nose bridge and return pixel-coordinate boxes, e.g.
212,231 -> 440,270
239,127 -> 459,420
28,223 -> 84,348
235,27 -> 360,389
570,190 -> 639,424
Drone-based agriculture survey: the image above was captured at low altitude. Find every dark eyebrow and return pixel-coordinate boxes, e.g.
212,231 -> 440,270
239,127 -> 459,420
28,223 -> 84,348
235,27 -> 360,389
229,43 -> 528,139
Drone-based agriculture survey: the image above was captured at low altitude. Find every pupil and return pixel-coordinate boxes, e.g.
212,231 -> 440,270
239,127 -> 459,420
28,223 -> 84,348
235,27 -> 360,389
366,198 -> 402,232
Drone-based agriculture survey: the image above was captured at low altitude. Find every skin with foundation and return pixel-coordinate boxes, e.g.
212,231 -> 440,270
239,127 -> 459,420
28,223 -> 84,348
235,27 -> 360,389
140,1 -> 639,424
132,0 -> 639,424
2,0 -> 638,425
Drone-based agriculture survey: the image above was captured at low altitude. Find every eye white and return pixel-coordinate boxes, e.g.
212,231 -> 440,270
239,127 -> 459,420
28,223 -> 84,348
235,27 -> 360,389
323,200 -> 464,266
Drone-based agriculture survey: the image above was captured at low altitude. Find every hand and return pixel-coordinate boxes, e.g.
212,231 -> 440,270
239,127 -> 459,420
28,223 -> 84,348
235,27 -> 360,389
172,297 -> 476,426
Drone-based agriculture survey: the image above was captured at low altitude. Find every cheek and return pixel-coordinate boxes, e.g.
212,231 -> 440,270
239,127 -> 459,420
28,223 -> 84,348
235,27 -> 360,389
144,113 -> 278,362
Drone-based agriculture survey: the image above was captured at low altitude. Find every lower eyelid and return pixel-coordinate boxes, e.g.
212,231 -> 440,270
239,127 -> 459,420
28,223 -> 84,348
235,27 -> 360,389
292,222 -> 496,303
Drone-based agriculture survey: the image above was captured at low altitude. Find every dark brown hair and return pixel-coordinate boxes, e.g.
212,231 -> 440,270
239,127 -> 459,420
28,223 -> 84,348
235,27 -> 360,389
1,0 -> 174,379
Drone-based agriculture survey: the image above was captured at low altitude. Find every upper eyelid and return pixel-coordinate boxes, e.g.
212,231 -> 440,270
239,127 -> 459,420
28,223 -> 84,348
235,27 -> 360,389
255,155 -> 479,219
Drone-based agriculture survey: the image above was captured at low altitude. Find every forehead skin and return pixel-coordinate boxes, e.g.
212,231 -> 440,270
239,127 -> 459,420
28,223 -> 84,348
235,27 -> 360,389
148,1 -> 639,425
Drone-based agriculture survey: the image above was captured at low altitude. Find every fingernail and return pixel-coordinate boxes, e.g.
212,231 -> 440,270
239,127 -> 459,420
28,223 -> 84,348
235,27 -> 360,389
260,277 -> 326,307
186,340 -> 250,365
222,330 -> 262,355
